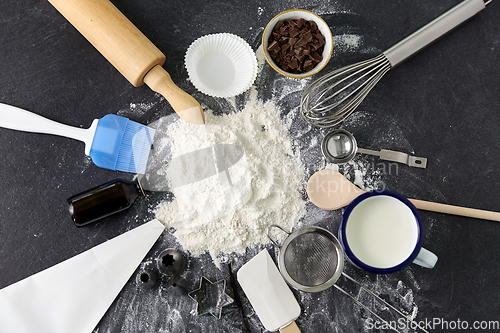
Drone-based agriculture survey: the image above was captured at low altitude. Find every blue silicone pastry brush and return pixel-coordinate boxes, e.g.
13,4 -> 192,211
0,103 -> 155,174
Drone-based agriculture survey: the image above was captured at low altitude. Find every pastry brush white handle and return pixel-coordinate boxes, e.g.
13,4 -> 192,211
0,103 -> 98,155
384,0 -> 486,66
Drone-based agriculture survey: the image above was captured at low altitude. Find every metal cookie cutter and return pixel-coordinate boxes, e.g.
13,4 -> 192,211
188,276 -> 234,319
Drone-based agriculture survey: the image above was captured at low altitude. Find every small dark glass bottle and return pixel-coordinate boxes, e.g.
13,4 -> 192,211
67,178 -> 142,227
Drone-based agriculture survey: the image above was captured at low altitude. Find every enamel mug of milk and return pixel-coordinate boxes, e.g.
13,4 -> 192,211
339,190 -> 437,274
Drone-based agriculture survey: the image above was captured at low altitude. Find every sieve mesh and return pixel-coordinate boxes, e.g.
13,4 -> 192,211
283,232 -> 339,287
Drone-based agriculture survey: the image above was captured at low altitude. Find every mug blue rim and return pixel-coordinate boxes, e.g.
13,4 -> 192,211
339,190 -> 424,274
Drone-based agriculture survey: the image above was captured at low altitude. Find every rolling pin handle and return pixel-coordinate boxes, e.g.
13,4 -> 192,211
144,65 -> 205,124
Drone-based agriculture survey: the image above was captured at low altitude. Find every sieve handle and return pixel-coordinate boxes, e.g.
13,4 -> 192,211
383,0 -> 486,67
267,225 -> 291,248
337,273 -> 431,333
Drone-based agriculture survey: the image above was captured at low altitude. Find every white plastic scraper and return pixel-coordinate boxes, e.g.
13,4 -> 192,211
237,249 -> 301,332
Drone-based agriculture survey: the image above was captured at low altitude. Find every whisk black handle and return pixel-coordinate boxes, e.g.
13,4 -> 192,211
384,0 -> 486,67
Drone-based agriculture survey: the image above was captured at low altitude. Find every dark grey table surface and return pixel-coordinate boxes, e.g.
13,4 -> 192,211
1,0 -> 500,332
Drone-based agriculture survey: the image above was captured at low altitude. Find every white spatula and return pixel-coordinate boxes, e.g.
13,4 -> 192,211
237,249 -> 301,333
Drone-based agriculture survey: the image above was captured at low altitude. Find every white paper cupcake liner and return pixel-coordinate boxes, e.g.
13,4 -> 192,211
185,33 -> 258,98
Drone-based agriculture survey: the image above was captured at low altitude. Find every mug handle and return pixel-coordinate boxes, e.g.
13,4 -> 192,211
413,247 -> 438,268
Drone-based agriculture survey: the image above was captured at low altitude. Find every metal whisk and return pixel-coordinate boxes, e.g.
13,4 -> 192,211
300,0 -> 490,128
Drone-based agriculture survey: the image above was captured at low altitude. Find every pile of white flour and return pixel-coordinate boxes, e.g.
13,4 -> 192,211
155,90 -> 305,263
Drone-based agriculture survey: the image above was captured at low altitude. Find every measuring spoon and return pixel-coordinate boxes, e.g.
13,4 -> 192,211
306,169 -> 500,222
321,129 -> 427,168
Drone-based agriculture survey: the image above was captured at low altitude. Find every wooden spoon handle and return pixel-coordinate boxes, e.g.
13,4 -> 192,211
409,199 -> 500,222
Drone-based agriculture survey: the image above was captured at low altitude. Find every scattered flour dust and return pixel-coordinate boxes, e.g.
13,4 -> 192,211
155,90 -> 305,265
332,34 -> 362,53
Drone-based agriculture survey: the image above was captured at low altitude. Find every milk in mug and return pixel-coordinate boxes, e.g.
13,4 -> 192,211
345,195 -> 419,269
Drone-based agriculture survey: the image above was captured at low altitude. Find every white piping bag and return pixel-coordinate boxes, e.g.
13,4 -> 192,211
0,219 -> 165,333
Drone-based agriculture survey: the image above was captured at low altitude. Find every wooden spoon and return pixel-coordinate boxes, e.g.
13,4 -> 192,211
307,169 -> 500,222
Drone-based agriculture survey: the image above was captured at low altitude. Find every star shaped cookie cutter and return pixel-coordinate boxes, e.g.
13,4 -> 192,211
188,276 -> 234,319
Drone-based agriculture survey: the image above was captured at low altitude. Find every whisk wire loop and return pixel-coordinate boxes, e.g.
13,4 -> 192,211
307,58 -> 377,108
300,54 -> 391,128
315,58 -> 391,116
308,60 -> 382,113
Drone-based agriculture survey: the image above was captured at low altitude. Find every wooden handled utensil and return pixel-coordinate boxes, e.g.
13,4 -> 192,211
237,250 -> 302,333
307,169 -> 500,222
48,0 -> 205,124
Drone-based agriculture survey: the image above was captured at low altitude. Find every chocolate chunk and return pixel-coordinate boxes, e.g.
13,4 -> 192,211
303,31 -> 313,43
303,59 -> 314,72
267,40 -> 281,54
274,20 -> 284,31
267,18 -> 326,74
315,32 -> 324,42
289,28 -> 300,38
310,51 -> 323,62
289,58 -> 299,69
295,37 -> 307,48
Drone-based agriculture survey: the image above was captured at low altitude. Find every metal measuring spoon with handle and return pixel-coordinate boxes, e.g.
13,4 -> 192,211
306,169 -> 500,222
321,129 -> 427,168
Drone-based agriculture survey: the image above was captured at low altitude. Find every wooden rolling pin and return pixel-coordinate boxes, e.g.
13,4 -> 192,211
48,0 -> 205,124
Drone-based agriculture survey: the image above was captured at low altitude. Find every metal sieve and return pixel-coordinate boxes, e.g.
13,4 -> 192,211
268,224 -> 431,333
268,225 -> 343,292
